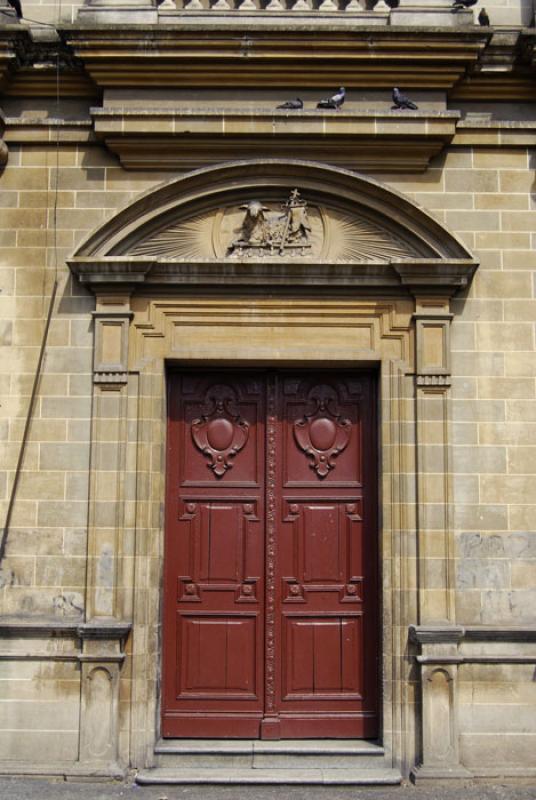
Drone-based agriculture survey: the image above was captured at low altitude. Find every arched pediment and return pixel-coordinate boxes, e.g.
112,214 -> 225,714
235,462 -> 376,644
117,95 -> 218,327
69,161 -> 477,294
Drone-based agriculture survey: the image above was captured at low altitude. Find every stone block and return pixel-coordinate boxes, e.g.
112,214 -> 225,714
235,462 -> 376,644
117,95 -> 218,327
452,446 -> 506,474
16,471 -> 65,501
506,400 -> 536,422
450,351 -> 504,377
4,529 -> 64,557
479,422 -> 536,445
40,442 -> 90,471
511,562 -> 536,589
67,419 -> 92,442
503,250 -> 536,270
475,232 -> 531,251
480,589 -> 536,624
35,555 -> 86,587
473,149 -> 528,169
445,169 -> 498,194
452,475 -> 479,505
475,271 -> 532,299
504,300 -> 536,321
508,446 -> 536,476
453,504 -> 508,531
505,351 -> 536,377
446,210 -> 500,232
499,170 -> 535,193
37,500 -> 88,527
476,322 -> 533,352
479,378 -> 534,399
41,396 -> 92,419
458,532 -> 506,559
508,506 -> 536,531
456,558 -> 510,590
451,399 -> 505,422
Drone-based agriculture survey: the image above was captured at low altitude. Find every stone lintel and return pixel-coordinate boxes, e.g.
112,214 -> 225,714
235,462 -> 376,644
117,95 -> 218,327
69,257 -> 477,294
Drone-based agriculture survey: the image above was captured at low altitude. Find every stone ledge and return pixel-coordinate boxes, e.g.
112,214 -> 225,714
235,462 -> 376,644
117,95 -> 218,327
90,107 -> 460,172
410,624 -> 536,664
0,616 -> 132,639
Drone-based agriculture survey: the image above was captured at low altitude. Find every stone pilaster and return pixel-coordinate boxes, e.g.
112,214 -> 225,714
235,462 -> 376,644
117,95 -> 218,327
411,299 -> 469,783
414,297 -> 454,625
79,295 -> 134,773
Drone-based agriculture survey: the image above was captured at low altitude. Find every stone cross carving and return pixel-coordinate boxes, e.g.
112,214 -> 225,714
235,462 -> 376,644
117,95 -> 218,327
230,189 -> 311,256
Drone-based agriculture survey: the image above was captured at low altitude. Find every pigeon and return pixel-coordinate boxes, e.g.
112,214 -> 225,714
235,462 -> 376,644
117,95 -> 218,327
277,98 -> 304,110
452,0 -> 477,10
391,87 -> 418,111
6,0 -> 22,17
317,87 -> 346,110
478,7 -> 490,25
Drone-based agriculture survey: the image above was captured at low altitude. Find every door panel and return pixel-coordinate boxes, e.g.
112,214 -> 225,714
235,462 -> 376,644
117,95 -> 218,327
162,370 -> 378,739
271,374 -> 378,738
162,373 -> 265,738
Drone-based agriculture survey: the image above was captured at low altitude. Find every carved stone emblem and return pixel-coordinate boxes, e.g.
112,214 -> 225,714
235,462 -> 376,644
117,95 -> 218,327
229,189 -> 311,257
191,384 -> 249,477
294,384 -> 351,478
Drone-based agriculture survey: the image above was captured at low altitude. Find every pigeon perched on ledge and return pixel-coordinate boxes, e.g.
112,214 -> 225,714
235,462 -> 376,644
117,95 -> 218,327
7,0 -> 22,17
452,0 -> 477,11
317,87 -> 346,110
277,98 -> 304,110
391,87 -> 418,111
478,7 -> 490,25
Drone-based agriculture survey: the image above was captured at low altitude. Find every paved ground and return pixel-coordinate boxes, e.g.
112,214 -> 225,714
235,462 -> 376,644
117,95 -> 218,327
0,777 -> 535,800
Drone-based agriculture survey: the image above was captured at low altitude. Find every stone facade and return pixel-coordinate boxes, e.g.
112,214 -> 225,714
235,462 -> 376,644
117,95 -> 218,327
0,0 -> 535,785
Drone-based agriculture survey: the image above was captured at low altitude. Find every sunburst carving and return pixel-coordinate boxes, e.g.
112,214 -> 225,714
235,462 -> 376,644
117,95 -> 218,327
129,211 -> 215,259
327,214 -> 413,262
127,206 -> 416,262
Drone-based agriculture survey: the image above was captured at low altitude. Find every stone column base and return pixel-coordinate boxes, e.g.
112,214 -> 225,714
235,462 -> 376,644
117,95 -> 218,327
411,765 -> 473,785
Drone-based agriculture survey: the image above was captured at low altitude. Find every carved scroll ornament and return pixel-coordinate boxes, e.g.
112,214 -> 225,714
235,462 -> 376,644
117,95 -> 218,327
294,384 -> 351,478
191,384 -> 249,477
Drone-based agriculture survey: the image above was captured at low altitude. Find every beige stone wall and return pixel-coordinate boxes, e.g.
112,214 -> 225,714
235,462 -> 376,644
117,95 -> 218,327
382,146 -> 536,626
1,132 -> 535,772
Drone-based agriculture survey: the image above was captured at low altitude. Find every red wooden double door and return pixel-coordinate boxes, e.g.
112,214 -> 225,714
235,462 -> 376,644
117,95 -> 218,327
162,370 -> 378,739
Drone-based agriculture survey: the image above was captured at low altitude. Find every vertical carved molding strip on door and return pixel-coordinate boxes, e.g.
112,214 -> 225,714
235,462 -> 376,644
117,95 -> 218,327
264,374 -> 277,724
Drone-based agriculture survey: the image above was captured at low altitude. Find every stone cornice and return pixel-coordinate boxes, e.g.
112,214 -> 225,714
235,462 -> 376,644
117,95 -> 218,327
62,25 -> 490,90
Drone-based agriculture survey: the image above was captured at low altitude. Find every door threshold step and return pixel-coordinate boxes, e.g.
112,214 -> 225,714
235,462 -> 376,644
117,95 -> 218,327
155,738 -> 385,756
136,767 -> 403,786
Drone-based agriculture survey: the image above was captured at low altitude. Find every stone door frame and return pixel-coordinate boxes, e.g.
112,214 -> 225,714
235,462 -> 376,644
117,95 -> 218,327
68,160 -> 478,778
